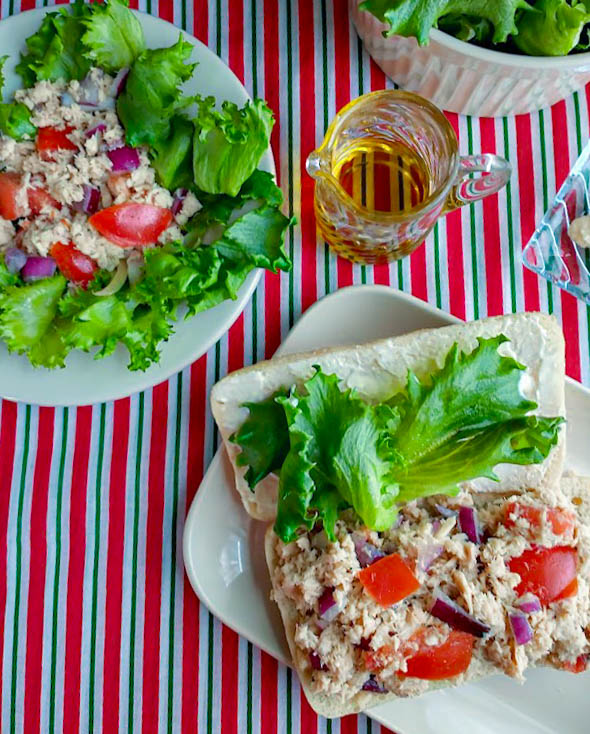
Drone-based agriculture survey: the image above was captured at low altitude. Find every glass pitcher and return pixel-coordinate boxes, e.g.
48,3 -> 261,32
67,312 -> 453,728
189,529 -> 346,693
306,90 -> 511,264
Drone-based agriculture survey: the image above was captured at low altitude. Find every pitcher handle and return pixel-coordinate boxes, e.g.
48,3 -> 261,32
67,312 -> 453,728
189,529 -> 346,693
444,154 -> 511,213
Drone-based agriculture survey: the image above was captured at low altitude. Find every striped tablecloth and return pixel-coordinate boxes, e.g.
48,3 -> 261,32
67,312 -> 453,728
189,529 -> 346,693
1,1 -> 589,733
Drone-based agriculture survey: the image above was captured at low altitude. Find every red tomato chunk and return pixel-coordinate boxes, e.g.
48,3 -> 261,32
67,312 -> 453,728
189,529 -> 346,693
89,202 -> 173,247
508,546 -> 578,606
357,553 -> 420,607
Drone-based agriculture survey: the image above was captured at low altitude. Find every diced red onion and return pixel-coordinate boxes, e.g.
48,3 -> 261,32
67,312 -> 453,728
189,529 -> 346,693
509,611 -> 533,645
73,184 -> 101,215
171,188 -> 188,216
86,123 -> 107,138
430,591 -> 491,638
361,676 -> 387,693
21,256 -> 56,282
107,146 -> 140,173
4,247 -> 27,274
353,534 -> 386,568
417,542 -> 443,573
318,588 -> 341,622
514,594 -> 542,614
126,251 -> 144,286
431,519 -> 441,533
309,652 -> 326,671
458,506 -> 481,544
110,68 -> 130,98
435,503 -> 458,518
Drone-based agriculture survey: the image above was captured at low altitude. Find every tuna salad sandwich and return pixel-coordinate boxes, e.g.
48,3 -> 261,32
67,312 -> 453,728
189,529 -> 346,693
210,313 -> 590,716
0,0 -> 292,371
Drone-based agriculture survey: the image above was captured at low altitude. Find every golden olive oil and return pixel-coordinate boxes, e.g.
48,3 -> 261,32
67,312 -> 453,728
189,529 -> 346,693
314,138 -> 433,263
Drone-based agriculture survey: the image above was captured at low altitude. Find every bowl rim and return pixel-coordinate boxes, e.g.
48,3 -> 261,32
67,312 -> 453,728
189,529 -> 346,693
427,27 -> 590,69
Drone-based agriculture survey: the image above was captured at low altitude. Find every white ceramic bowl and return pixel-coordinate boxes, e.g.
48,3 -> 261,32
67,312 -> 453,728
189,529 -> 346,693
350,0 -> 590,117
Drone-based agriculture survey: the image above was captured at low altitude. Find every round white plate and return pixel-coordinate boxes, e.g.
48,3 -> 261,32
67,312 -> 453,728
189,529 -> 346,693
184,285 -> 590,732
0,8 -> 270,406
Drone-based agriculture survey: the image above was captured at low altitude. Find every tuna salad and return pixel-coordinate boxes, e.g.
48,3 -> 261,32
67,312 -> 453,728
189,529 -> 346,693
267,482 -> 590,706
0,0 -> 292,371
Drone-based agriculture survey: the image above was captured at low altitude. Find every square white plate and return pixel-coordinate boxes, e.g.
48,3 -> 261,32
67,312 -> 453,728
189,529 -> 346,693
183,285 -> 590,733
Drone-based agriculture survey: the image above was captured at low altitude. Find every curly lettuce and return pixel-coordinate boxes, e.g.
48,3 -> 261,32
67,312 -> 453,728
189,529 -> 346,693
231,337 -> 564,542
0,56 -> 36,140
513,0 -> 590,56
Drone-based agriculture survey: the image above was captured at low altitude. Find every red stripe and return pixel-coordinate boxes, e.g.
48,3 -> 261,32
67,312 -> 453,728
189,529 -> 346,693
102,398 -> 131,733
228,315 -> 245,373
228,0 -> 245,83
192,0 -> 209,45
298,0 -> 318,313
158,0 -> 174,23
182,356 -> 207,733
0,401 -> 17,716
63,406 -> 93,734
23,408 -> 54,734
264,0 -> 282,357
340,714 -> 359,734
479,117 -> 503,317
142,383 -> 169,734
444,113 -> 466,319
260,652 -> 278,734
515,114 -> 541,312
221,626 -> 239,734
299,690 -> 318,733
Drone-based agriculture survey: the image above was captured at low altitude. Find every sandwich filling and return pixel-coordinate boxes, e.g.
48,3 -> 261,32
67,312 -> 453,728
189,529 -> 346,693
268,485 -> 590,702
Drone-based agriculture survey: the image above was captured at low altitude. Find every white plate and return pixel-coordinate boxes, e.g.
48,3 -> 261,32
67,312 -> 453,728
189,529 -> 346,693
0,8 -> 270,406
184,285 -> 590,733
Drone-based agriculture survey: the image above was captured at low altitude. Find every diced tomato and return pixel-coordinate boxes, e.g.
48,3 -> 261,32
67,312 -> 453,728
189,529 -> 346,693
561,655 -> 588,674
49,242 -> 98,287
0,172 -> 60,219
88,203 -> 173,248
358,553 -> 420,607
505,502 -> 576,536
36,126 -> 78,160
28,187 -> 60,215
0,172 -> 25,220
400,630 -> 474,681
508,546 -> 578,606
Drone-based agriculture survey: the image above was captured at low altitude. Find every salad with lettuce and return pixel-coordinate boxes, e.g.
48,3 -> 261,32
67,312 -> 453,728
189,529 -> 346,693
0,0 -> 293,371
360,0 -> 590,57
230,336 -> 563,543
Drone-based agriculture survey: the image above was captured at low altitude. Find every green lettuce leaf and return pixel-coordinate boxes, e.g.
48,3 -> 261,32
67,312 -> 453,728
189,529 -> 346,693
117,35 -> 196,147
230,391 -> 290,488
437,13 -> 494,42
211,206 -> 292,272
0,55 -> 37,140
0,275 -> 67,360
231,337 -> 564,542
81,0 -> 145,73
150,114 -> 195,191
274,371 -> 398,542
359,0 -> 531,44
15,0 -> 92,87
192,96 -> 274,196
513,0 -> 590,56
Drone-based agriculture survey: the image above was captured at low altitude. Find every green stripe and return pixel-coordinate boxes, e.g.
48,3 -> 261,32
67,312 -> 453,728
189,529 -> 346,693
286,0 -> 295,327
88,405 -> 107,734
320,0 -> 331,294
48,408 -> 69,734
206,613 -> 214,734
502,118 -> 517,313
127,393 -> 145,734
10,406 -> 31,734
537,110 -> 554,314
433,224 -> 442,308
167,374 -> 183,734
216,0 -> 222,57
466,117 -> 479,319
247,642 -> 253,734
285,668 -> 292,734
